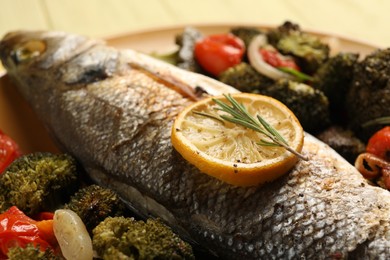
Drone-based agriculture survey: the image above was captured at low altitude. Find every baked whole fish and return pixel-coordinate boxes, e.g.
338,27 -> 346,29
0,31 -> 389,259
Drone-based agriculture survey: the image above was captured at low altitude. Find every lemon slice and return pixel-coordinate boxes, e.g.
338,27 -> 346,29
171,93 -> 304,186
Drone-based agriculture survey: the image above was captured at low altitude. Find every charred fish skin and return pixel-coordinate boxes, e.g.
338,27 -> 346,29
1,31 -> 389,259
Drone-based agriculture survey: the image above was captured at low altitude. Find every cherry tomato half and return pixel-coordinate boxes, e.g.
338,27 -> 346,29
194,33 -> 245,77
366,126 -> 390,161
0,130 -> 21,174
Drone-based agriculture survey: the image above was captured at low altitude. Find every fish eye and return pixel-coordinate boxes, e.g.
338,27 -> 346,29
11,39 -> 46,64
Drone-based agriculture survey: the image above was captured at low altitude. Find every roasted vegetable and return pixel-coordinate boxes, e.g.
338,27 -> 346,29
259,79 -> 330,133
230,26 -> 263,48
194,33 -> 245,77
0,206 -> 58,259
64,184 -> 127,233
6,243 -> 59,260
0,152 -> 79,215
355,126 -> 390,190
312,52 -> 359,122
267,21 -> 330,74
0,129 -> 21,174
317,126 -> 365,164
355,153 -> 390,190
267,21 -> 301,45
247,35 -> 306,81
53,209 -> 93,260
366,126 -> 390,161
218,62 -> 274,92
346,48 -> 390,141
175,27 -> 204,73
93,216 -> 194,260
276,34 -> 330,73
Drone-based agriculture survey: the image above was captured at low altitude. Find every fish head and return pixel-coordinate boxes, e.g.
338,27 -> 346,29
0,31 -> 47,71
0,30 -> 100,73
0,30 -> 104,103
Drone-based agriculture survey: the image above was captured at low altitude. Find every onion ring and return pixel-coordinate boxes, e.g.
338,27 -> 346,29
247,34 -> 295,81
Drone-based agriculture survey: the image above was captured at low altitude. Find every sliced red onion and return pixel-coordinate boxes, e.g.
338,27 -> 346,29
247,34 -> 295,81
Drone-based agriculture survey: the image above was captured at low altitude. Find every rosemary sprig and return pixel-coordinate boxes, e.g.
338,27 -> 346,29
198,94 -> 308,161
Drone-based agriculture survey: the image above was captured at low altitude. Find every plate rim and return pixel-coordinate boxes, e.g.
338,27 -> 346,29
0,22 -> 383,77
103,21 -> 383,50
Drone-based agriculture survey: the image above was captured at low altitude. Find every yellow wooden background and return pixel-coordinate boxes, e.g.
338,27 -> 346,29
1,0 -> 390,47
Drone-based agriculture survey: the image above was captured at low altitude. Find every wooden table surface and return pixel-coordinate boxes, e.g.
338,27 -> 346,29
1,0 -> 390,47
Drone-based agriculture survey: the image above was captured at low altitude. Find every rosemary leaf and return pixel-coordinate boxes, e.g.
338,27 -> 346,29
256,115 -> 288,145
192,111 -> 225,124
257,140 -> 279,147
220,115 -> 265,134
212,94 -> 307,161
213,98 -> 243,119
225,94 -> 258,126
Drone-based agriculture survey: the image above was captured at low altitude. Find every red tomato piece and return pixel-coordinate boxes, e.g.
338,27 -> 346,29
0,206 -> 57,258
259,48 -> 300,71
0,130 -> 21,174
366,126 -> 390,161
194,33 -> 245,77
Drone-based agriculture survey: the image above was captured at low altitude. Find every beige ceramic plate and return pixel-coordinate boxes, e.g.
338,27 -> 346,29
0,24 -> 379,154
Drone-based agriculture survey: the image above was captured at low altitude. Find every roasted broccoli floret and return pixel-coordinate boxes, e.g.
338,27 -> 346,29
276,33 -> 330,74
267,21 -> 330,74
230,26 -> 263,48
316,126 -> 365,164
175,27 -> 204,73
267,21 -> 301,45
260,79 -> 331,133
0,152 -> 79,215
64,184 -> 127,233
218,62 -> 274,92
346,48 -> 390,140
7,244 -> 59,260
312,52 -> 359,121
93,216 -> 194,260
